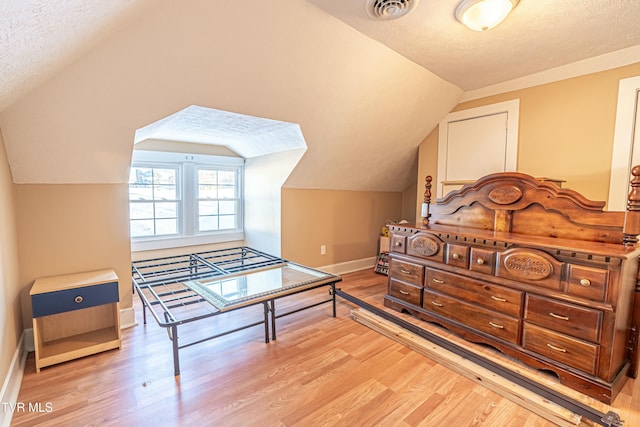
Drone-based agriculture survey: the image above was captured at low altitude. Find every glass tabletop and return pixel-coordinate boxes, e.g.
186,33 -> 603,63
185,263 -> 338,310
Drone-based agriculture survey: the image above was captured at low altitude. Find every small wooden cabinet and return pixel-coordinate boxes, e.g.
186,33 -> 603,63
30,269 -> 122,372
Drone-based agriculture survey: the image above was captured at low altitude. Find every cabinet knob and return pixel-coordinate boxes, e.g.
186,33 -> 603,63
394,241 -> 402,247
579,278 -> 591,287
74,295 -> 84,304
476,258 -> 485,265
452,253 -> 460,259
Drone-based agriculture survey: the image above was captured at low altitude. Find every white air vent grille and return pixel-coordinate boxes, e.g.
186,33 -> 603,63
366,0 -> 418,20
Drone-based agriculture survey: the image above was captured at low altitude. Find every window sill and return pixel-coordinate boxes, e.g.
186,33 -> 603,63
131,231 -> 245,252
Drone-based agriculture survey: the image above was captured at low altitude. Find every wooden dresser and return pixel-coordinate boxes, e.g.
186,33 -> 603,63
384,170 -> 640,404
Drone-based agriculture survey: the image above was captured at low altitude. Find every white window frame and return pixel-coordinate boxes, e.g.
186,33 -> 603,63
130,151 -> 244,252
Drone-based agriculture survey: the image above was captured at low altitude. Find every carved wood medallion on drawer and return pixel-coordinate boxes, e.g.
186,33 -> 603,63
566,264 -> 609,302
406,233 -> 444,262
522,323 -> 599,375
525,295 -> 602,343
389,279 -> 422,307
425,269 -> 523,318
389,258 -> 424,286
423,289 -> 521,344
496,248 -> 563,290
446,243 -> 469,268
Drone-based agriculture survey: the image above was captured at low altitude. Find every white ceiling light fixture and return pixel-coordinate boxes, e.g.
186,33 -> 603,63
455,0 -> 519,31
366,0 -> 419,20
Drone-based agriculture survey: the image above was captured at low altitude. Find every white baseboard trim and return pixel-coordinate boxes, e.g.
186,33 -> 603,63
0,333 -> 27,427
120,307 -> 137,329
318,256 -> 376,275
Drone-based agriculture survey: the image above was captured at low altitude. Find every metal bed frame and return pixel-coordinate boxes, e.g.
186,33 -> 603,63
132,246 -> 342,375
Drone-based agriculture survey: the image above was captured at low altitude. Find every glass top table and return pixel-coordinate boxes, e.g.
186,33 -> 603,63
185,262 -> 339,310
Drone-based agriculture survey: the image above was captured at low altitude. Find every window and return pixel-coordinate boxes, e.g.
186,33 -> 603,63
129,151 -> 244,251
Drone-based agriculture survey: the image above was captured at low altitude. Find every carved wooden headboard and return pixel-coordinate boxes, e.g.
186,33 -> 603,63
421,167 -> 640,246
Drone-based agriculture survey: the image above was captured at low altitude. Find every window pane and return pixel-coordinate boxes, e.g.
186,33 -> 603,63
219,215 -> 236,230
155,219 -> 177,235
198,169 -> 217,184
155,202 -> 177,219
130,220 -> 155,237
199,216 -> 218,231
218,185 -> 236,199
218,170 -> 236,186
199,201 -> 218,215
198,185 -> 217,199
219,201 -> 236,215
130,202 -> 153,220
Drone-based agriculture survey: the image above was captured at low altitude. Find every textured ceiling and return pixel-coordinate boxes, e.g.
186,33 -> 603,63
135,106 -> 306,158
0,0 -> 152,111
308,0 -> 640,91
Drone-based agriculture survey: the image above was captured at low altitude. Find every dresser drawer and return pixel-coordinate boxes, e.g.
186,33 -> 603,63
389,279 -> 422,306
522,323 -> 598,375
525,295 -> 602,342
390,234 -> 406,254
425,269 -> 522,317
566,264 -> 608,302
406,232 -> 444,263
470,247 -> 496,275
389,258 -> 424,286
423,289 -> 520,344
446,244 -> 469,268
496,248 -> 563,290
31,281 -> 119,318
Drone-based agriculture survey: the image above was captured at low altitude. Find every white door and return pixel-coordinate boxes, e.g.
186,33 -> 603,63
437,100 -> 519,197
608,76 -> 640,210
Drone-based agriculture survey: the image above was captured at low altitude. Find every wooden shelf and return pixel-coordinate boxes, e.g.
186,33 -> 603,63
38,327 -> 121,368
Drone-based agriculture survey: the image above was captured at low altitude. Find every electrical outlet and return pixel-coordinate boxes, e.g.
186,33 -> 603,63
320,245 -> 326,255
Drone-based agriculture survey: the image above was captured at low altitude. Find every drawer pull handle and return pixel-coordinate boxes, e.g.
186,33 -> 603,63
546,343 -> 567,353
399,290 -> 410,295
579,279 -> 591,287
489,321 -> 504,329
491,295 -> 507,302
432,278 -> 445,284
452,253 -> 460,259
400,269 -> 411,274
549,312 -> 569,321
394,241 -> 403,247
431,301 -> 443,307
476,258 -> 485,265
74,295 -> 84,304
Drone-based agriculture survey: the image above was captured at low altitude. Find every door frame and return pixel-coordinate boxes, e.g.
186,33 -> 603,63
608,76 -> 640,211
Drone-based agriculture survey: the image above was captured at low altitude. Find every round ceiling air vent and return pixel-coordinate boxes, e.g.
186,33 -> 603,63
366,0 -> 419,20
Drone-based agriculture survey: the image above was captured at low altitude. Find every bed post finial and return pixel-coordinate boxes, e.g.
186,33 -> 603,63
623,165 -> 640,246
422,175 -> 432,225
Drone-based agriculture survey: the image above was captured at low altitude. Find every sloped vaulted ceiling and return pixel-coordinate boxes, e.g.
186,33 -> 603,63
0,0 -> 461,191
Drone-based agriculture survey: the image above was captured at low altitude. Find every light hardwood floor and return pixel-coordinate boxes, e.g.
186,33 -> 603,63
10,269 -> 640,426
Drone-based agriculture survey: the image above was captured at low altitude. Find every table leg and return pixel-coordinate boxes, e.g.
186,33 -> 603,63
270,299 -> 277,341
171,325 -> 180,376
263,301 -> 270,343
332,283 -> 337,317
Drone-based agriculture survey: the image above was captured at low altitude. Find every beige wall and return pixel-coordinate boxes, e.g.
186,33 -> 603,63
0,128 -> 21,389
282,189 -> 402,267
418,63 -> 640,207
15,184 -> 132,326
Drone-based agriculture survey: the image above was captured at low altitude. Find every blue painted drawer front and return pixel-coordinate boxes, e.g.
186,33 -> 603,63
32,281 -> 119,318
